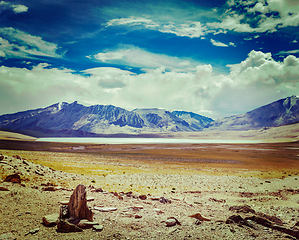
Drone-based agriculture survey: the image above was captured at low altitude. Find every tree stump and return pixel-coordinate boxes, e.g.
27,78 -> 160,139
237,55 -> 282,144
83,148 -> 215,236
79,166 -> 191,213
67,184 -> 93,221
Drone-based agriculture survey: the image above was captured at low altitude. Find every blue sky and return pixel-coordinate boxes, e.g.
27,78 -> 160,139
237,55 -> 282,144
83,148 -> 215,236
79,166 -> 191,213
0,0 -> 299,119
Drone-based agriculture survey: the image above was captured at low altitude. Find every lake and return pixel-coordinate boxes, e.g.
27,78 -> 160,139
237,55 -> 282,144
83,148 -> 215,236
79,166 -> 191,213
36,137 -> 261,144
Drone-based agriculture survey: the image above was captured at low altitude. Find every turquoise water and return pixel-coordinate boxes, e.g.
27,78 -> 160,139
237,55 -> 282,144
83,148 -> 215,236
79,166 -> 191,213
36,137 -> 260,144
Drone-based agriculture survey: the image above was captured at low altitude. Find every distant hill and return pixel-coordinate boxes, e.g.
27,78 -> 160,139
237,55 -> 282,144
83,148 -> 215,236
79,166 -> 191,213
204,95 -> 299,131
0,102 -> 213,137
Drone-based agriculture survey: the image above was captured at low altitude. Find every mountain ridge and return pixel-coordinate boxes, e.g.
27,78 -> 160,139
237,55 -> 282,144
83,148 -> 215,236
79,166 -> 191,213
204,95 -> 299,131
0,102 -> 213,137
0,95 -> 299,137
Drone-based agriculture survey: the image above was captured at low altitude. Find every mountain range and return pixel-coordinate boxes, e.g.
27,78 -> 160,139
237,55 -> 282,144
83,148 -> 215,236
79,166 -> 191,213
0,95 -> 298,137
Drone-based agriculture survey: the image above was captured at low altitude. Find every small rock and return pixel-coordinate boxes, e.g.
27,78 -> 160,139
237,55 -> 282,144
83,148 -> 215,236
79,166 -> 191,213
165,218 -> 177,227
60,200 -> 69,205
226,215 -> 244,224
125,191 -> 133,197
78,219 -> 99,229
4,174 -> 21,184
160,197 -> 171,204
153,208 -> 164,214
35,170 -> 44,176
0,187 -> 9,191
195,219 -> 202,225
86,197 -> 95,201
229,205 -> 255,214
209,198 -> 226,203
189,213 -> 211,221
91,188 -> 103,192
93,225 -> 104,232
41,182 -> 56,187
29,228 -> 39,234
165,217 -> 181,227
132,206 -> 143,210
57,220 -> 83,232
42,213 -> 59,226
135,214 -> 142,219
25,228 -> 39,236
93,207 -> 117,212
139,195 -> 147,200
22,160 -> 29,165
42,187 -> 57,191
150,197 -> 160,201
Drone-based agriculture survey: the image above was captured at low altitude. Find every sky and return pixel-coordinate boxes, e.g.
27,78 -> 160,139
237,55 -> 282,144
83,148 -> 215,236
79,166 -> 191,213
0,0 -> 299,119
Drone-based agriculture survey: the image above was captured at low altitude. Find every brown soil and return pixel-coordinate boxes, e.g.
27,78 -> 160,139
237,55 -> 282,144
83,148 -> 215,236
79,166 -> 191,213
1,139 -> 299,239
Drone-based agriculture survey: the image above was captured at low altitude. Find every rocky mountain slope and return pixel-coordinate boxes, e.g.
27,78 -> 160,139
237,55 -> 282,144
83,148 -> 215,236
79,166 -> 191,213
0,102 -> 213,137
1,95 -> 298,136
133,108 -> 193,132
172,111 -> 214,131
205,95 -> 299,131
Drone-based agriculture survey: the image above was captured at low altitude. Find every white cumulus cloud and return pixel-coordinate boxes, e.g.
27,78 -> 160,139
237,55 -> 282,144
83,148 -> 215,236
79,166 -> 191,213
211,39 -> 228,47
208,0 -> 299,34
1,50 -> 299,119
89,45 -> 201,72
0,27 -> 64,59
105,17 -> 206,38
0,1 -> 28,14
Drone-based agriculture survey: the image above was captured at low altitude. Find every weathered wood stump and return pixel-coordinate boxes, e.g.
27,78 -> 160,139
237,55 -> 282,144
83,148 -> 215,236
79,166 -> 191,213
67,184 -> 93,221
57,184 -> 93,232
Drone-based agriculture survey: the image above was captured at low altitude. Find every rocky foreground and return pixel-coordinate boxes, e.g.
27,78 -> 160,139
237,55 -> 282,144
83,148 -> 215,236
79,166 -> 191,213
1,153 -> 299,239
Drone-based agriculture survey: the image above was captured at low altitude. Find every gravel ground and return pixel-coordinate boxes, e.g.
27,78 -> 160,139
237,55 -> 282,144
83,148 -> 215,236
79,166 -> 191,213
1,152 -> 299,239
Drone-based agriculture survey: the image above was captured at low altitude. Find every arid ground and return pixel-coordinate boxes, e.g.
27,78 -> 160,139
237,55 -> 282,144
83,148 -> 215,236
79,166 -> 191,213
1,129 -> 299,239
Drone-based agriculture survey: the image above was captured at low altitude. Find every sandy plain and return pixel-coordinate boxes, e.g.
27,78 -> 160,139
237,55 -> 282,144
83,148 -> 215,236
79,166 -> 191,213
0,127 -> 299,239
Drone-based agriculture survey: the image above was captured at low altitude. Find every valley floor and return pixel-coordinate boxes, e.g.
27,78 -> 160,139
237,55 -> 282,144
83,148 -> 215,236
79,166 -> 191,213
1,139 -> 299,239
